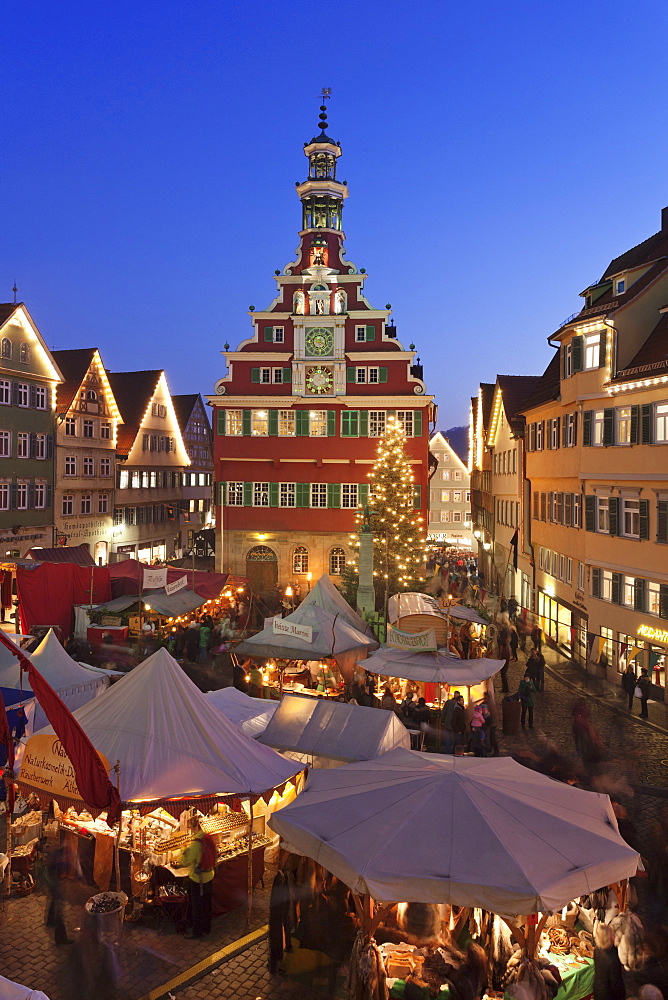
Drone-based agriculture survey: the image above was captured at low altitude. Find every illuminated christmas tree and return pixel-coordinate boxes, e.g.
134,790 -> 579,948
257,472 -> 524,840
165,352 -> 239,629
342,417 -> 427,610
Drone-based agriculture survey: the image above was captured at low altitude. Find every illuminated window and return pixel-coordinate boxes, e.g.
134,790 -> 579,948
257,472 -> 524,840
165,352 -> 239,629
311,483 -> 327,507
253,482 -> 269,506
278,410 -> 295,436
616,407 -> 632,445
227,483 -> 244,505
330,547 -> 346,574
251,411 -> 268,436
309,411 -> 327,436
279,483 -> 296,507
293,546 -> 309,574
341,484 -> 358,508
621,498 -> 640,538
585,334 -> 601,370
655,404 -> 668,443
227,410 -> 243,435
19,343 -> 30,364
592,410 -> 605,446
369,411 -> 386,437
1,339 -> 11,359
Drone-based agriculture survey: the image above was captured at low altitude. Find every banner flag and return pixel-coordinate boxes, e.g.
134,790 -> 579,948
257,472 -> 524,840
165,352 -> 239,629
143,567 -> 168,590
165,575 -> 188,596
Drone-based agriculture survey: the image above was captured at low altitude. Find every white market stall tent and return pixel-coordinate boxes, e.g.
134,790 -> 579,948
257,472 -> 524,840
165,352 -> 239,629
0,628 -> 114,731
258,694 -> 410,766
269,747 -> 639,916
205,686 -> 279,739
0,976 -> 50,1000
388,593 -> 489,644
300,574 -> 376,639
26,647 -> 301,806
361,645 -> 503,686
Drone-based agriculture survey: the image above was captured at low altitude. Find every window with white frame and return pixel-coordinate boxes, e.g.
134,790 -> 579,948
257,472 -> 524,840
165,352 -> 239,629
441,490 -> 450,502
601,569 -> 613,601
279,483 -> 296,507
15,482 -> 27,509
356,367 -> 367,384
35,434 -> 46,459
330,547 -> 346,574
578,562 -> 585,591
80,494 -> 92,514
616,407 -> 632,445
453,491 -> 462,502
573,493 -> 582,528
440,510 -> 451,522
585,334 -> 601,370
592,410 -> 605,446
113,507 -> 123,525
341,484 -> 358,508
616,278 -> 625,294
655,403 -> 668,443
16,383 -> 28,407
0,482 -> 9,510
260,368 -> 271,384
34,481 -> 46,509
453,469 -> 462,480
565,412 -> 576,447
98,493 -> 109,514
453,511 -> 462,522
83,457 -> 94,477
396,411 -> 414,436
309,411 -> 327,436
621,498 -> 640,538
368,411 -> 386,437
566,558 -> 573,584
563,342 -> 573,378
273,327 -> 284,343
355,326 -> 367,342
623,575 -> 635,607
648,581 -> 661,616
100,457 -> 111,477
550,420 -> 559,449
100,421 -> 111,439
293,546 -> 308,573
272,368 -> 284,383
465,491 -> 471,503
227,482 -> 244,505
227,410 -> 243,435
253,482 -> 269,506
251,411 -> 268,436
17,433 -> 29,458
367,367 -> 380,384
442,469 -> 450,481
83,419 -> 94,438
65,417 -> 76,436
131,470 -> 140,487
278,410 -> 295,436
311,483 -> 327,507
126,507 -> 136,525
0,381 -> 9,405
596,497 -> 609,533
34,386 -> 46,409
0,432 -> 10,458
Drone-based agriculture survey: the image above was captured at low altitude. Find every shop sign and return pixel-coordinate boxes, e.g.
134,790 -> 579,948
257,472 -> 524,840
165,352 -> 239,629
272,617 -> 312,643
165,575 -> 188,595
101,616 -> 121,626
20,734 -> 111,801
387,625 -> 437,651
637,623 -> 668,645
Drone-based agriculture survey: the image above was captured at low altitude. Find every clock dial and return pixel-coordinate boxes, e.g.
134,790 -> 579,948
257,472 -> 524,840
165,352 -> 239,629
305,327 -> 334,356
306,367 -> 334,394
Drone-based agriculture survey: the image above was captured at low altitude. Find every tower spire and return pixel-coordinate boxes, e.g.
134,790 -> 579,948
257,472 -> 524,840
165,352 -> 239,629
296,91 -> 348,236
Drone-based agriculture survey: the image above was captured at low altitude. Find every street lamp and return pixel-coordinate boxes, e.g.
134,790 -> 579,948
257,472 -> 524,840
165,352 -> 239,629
307,572 -> 312,592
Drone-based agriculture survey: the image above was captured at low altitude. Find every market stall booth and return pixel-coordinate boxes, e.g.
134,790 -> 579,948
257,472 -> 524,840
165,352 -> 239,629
388,592 -> 490,655
205,686 -> 279,739
258,694 -> 410,767
19,648 -> 303,923
269,748 -> 640,1000
300,573 -> 377,640
234,601 -> 379,695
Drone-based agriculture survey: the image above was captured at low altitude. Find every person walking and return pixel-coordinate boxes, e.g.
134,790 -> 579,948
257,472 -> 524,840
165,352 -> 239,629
636,667 -> 652,719
518,673 -> 536,729
525,647 -> 546,691
509,626 -> 519,662
498,642 -> 511,694
621,662 -> 637,711
531,622 -> 543,651
507,595 -> 518,621
198,622 -> 211,663
450,694 -> 466,754
593,922 -> 626,1000
185,621 -> 200,662
441,691 -> 460,754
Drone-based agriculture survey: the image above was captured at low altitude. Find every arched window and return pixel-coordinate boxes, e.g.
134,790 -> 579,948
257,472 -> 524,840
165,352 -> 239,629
1,339 -> 11,359
329,547 -> 346,575
87,389 -> 97,401
292,546 -> 309,574
19,343 -> 30,364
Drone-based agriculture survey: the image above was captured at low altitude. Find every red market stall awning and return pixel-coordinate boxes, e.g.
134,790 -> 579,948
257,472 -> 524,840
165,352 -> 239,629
108,559 -> 244,601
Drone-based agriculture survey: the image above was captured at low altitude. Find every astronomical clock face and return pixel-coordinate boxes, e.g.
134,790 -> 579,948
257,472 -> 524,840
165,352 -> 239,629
305,366 -> 334,394
305,327 -> 333,356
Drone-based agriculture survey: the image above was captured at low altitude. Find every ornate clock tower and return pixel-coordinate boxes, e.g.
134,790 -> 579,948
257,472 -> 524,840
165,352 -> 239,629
209,100 -> 435,593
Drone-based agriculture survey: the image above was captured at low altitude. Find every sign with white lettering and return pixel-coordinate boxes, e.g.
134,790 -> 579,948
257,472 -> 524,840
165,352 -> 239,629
387,625 -> 437,651
637,623 -> 668,645
272,617 -> 313,643
20,735 -> 111,801
165,575 -> 188,596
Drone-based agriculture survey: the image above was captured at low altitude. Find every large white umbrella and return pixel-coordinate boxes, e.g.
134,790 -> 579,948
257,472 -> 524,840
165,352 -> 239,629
360,645 -> 502,685
269,748 -> 639,915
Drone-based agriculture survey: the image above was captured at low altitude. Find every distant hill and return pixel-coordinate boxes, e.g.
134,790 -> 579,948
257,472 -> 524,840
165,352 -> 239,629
443,425 -> 468,464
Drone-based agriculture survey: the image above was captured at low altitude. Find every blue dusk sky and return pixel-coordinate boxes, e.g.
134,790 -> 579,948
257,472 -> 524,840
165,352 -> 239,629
2,1 -> 668,429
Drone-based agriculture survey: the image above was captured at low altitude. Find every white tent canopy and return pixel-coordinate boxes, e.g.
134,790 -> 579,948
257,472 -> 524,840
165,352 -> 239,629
0,976 -> 50,1000
259,695 -> 410,763
269,748 -> 639,915
388,593 -> 489,627
300,574 -> 376,638
205,686 -> 279,739
361,646 -> 503,685
0,629 -> 112,731
29,648 -> 301,805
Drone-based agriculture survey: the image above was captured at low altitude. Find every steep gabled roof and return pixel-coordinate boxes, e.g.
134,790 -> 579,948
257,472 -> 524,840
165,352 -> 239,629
480,383 -> 495,429
52,348 -> 97,413
0,303 -> 18,327
602,226 -> 668,280
609,311 -> 668,383
496,375 -> 542,432
519,351 -> 561,413
171,393 -> 199,432
107,370 -> 162,456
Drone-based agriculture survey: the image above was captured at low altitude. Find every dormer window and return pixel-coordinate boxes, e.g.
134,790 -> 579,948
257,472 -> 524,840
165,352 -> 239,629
615,278 -> 626,295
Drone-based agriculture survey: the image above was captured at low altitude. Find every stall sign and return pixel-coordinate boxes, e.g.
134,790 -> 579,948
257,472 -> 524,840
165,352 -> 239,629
143,567 -> 168,590
272,618 -> 313,643
387,625 -> 437,651
637,623 -> 668,645
165,574 -> 188,595
20,734 -> 111,801
101,615 -> 121,627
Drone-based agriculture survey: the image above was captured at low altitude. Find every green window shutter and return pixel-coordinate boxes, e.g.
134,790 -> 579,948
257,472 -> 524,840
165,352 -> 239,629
582,410 -> 593,447
413,410 -> 423,437
630,405 -> 639,444
603,408 -> 614,446
217,409 -> 226,436
366,325 -> 376,341
591,567 -> 601,598
571,335 -> 584,372
560,346 -> 566,380
268,410 -> 278,436
296,411 -> 309,436
658,500 -> 668,543
263,326 -> 274,342
251,368 -> 260,383
218,482 -> 226,506
243,482 -> 253,506
242,410 -> 252,435
327,410 -> 336,436
327,483 -> 341,508
358,483 -> 369,507
639,498 -> 650,540
611,572 -> 622,605
608,496 -> 619,536
641,403 -> 654,444
269,483 -> 279,507
379,367 -> 388,383
296,483 -> 310,507
598,330 -> 607,369
359,410 -> 368,436
346,367 -> 356,383
584,495 -> 596,531
413,483 -> 422,509
660,584 -> 668,620
634,578 -> 646,612
282,367 -> 292,383
342,411 -> 359,437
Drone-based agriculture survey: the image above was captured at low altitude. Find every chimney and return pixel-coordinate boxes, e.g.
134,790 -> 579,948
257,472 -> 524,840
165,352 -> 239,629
662,206 -> 668,232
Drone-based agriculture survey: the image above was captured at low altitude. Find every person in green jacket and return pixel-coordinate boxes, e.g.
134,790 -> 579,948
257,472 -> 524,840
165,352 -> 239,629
518,674 -> 536,729
180,830 -> 215,938
198,624 -> 211,663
